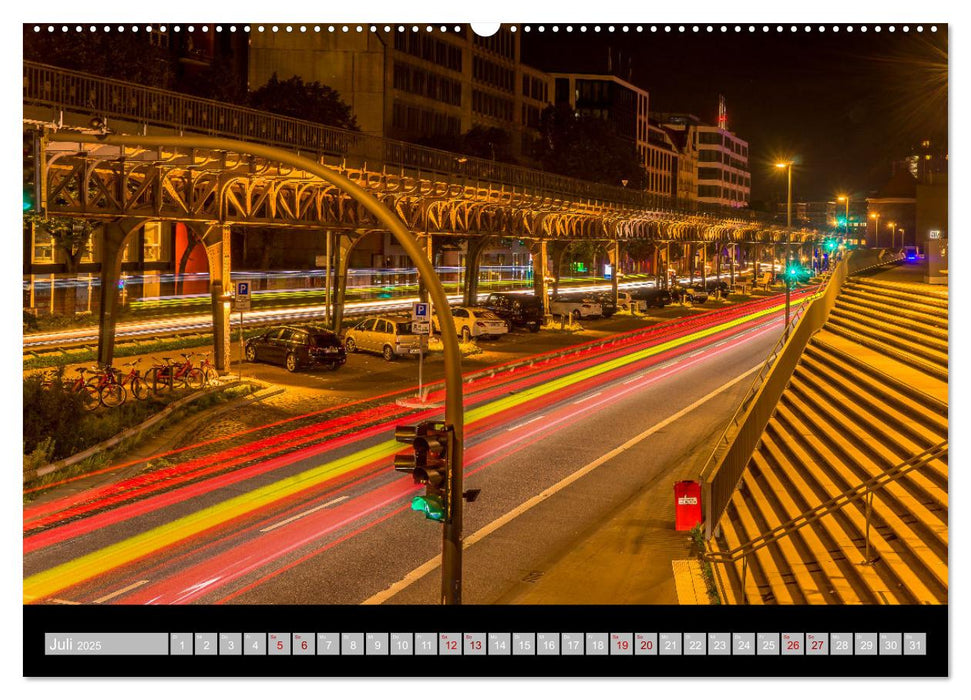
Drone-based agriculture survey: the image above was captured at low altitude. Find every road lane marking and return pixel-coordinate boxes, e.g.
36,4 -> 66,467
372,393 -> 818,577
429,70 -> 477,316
25,300 -> 787,603
571,392 -> 602,404
92,579 -> 150,604
506,415 -> 545,431
362,363 -> 761,605
259,496 -> 350,533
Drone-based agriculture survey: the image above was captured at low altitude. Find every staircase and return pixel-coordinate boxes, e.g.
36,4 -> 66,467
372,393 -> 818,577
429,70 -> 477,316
826,276 -> 948,380
710,267 -> 948,605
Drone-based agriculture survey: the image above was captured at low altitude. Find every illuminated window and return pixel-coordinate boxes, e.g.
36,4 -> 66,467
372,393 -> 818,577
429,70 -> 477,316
143,222 -> 163,262
32,224 -> 54,264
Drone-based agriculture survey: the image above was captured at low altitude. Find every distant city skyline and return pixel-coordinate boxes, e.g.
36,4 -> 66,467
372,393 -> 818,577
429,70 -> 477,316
521,25 -> 947,203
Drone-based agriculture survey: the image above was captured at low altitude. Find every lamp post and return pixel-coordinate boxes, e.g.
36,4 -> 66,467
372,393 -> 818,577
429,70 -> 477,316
776,161 -> 794,340
888,221 -> 896,250
870,212 -> 880,248
837,195 -> 850,241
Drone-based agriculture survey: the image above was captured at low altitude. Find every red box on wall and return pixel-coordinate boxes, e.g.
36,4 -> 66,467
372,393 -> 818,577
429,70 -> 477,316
674,480 -> 703,531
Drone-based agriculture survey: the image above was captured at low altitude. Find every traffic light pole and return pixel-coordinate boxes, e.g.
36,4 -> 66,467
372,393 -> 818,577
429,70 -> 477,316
52,132 -> 467,604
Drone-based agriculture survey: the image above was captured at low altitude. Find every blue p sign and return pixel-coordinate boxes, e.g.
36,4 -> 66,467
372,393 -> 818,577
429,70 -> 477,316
236,281 -> 249,296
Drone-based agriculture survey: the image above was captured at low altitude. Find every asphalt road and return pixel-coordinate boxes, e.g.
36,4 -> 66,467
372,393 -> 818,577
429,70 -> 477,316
23,297 -> 786,606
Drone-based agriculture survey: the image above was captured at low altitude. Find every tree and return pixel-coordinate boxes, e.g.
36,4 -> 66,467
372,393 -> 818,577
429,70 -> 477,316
23,27 -> 174,89
25,213 -> 96,317
415,127 -> 518,165
536,104 -> 646,189
248,74 -> 359,131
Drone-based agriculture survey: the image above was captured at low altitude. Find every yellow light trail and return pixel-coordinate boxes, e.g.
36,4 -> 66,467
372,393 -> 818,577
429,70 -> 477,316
24,296 -> 807,602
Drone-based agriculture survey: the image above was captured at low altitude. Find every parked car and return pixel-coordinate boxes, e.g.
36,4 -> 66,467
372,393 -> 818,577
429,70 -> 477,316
343,316 -> 422,361
432,306 -> 509,342
482,292 -> 544,332
550,295 -> 603,320
673,285 -> 709,304
704,279 -> 731,296
616,291 -> 647,313
245,325 -> 346,372
590,292 -> 617,318
556,291 -> 617,318
630,287 -> 672,308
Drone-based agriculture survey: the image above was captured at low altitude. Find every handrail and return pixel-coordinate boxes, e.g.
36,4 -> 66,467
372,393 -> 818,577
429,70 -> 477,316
699,248 -> 911,539
705,440 -> 948,564
24,60 -> 789,225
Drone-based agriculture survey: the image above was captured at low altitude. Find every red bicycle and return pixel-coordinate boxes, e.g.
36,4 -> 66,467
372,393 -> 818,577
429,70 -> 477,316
85,365 -> 126,408
195,351 -> 219,386
42,367 -> 100,411
116,359 -> 151,401
147,353 -> 204,392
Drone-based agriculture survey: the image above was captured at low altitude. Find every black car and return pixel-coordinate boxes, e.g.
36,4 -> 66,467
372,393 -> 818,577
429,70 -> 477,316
704,279 -> 731,296
630,287 -> 672,308
567,291 -> 617,318
482,292 -> 544,332
245,325 -> 346,372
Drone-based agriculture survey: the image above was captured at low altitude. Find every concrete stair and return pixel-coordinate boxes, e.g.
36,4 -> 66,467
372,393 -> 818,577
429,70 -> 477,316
711,271 -> 948,605
825,278 -> 949,380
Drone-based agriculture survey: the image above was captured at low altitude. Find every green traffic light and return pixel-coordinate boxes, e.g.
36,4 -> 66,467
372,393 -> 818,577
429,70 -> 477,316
411,494 -> 446,521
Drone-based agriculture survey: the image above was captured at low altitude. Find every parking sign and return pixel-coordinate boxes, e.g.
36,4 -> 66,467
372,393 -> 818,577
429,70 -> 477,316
412,302 -> 429,321
233,281 -> 251,312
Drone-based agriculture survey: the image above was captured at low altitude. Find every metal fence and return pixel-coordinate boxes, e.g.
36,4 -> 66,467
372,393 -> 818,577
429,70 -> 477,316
699,248 -> 905,538
25,61 -> 774,221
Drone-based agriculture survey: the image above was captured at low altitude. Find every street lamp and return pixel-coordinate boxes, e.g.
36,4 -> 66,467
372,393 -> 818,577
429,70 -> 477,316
870,212 -> 880,248
776,161 -> 794,339
837,195 -> 850,241
888,221 -> 896,250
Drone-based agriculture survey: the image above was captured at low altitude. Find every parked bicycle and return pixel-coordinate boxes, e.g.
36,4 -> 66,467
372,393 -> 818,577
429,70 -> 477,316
116,359 -> 151,402
146,353 -> 205,393
41,367 -> 100,411
195,351 -> 219,386
85,365 -> 126,408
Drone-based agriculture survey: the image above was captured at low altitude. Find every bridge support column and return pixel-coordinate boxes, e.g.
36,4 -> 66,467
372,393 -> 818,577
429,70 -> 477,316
653,245 -> 660,287
665,242 -> 672,288
608,240 -> 620,306
531,239 -> 549,315
332,234 -> 355,335
96,221 -> 132,368
754,243 -> 761,279
701,242 -> 708,288
417,233 -> 435,305
204,224 -> 232,373
462,237 -> 489,306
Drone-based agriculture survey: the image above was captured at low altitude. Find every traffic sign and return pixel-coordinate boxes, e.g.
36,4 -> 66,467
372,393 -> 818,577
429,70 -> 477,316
233,281 -> 251,312
411,321 -> 431,336
412,302 -> 429,321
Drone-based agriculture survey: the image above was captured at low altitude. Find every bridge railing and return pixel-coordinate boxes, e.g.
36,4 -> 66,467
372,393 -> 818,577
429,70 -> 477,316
698,248 -> 905,538
26,60 -> 774,223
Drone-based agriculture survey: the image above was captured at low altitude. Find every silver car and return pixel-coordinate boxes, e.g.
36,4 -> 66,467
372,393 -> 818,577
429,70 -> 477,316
344,316 -> 422,361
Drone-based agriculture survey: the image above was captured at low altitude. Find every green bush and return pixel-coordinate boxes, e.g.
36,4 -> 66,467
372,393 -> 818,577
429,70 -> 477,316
24,369 -> 169,462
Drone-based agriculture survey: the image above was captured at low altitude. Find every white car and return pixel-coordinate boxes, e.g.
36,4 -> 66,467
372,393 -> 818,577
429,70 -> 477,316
549,296 -> 603,319
432,306 -> 509,342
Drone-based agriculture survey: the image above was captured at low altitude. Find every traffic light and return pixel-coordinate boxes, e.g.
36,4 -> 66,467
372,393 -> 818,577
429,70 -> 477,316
23,129 -> 36,212
825,239 -> 838,253
394,421 -> 453,522
22,128 -> 45,214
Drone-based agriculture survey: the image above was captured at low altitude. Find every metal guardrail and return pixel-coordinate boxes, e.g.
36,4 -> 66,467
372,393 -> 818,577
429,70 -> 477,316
24,60 -> 774,222
699,249 -> 906,539
705,440 -> 947,604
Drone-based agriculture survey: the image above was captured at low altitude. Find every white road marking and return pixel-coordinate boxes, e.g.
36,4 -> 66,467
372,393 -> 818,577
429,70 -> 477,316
93,579 -> 150,604
259,496 -> 350,533
49,598 -> 81,605
506,415 -> 545,431
362,364 -> 761,605
572,392 -> 602,404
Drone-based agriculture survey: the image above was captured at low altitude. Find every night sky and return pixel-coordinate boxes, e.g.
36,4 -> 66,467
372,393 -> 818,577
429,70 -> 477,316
520,25 -> 948,204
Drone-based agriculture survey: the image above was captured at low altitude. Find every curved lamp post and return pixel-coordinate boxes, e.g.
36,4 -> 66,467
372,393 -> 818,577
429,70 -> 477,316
48,131 -> 467,605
